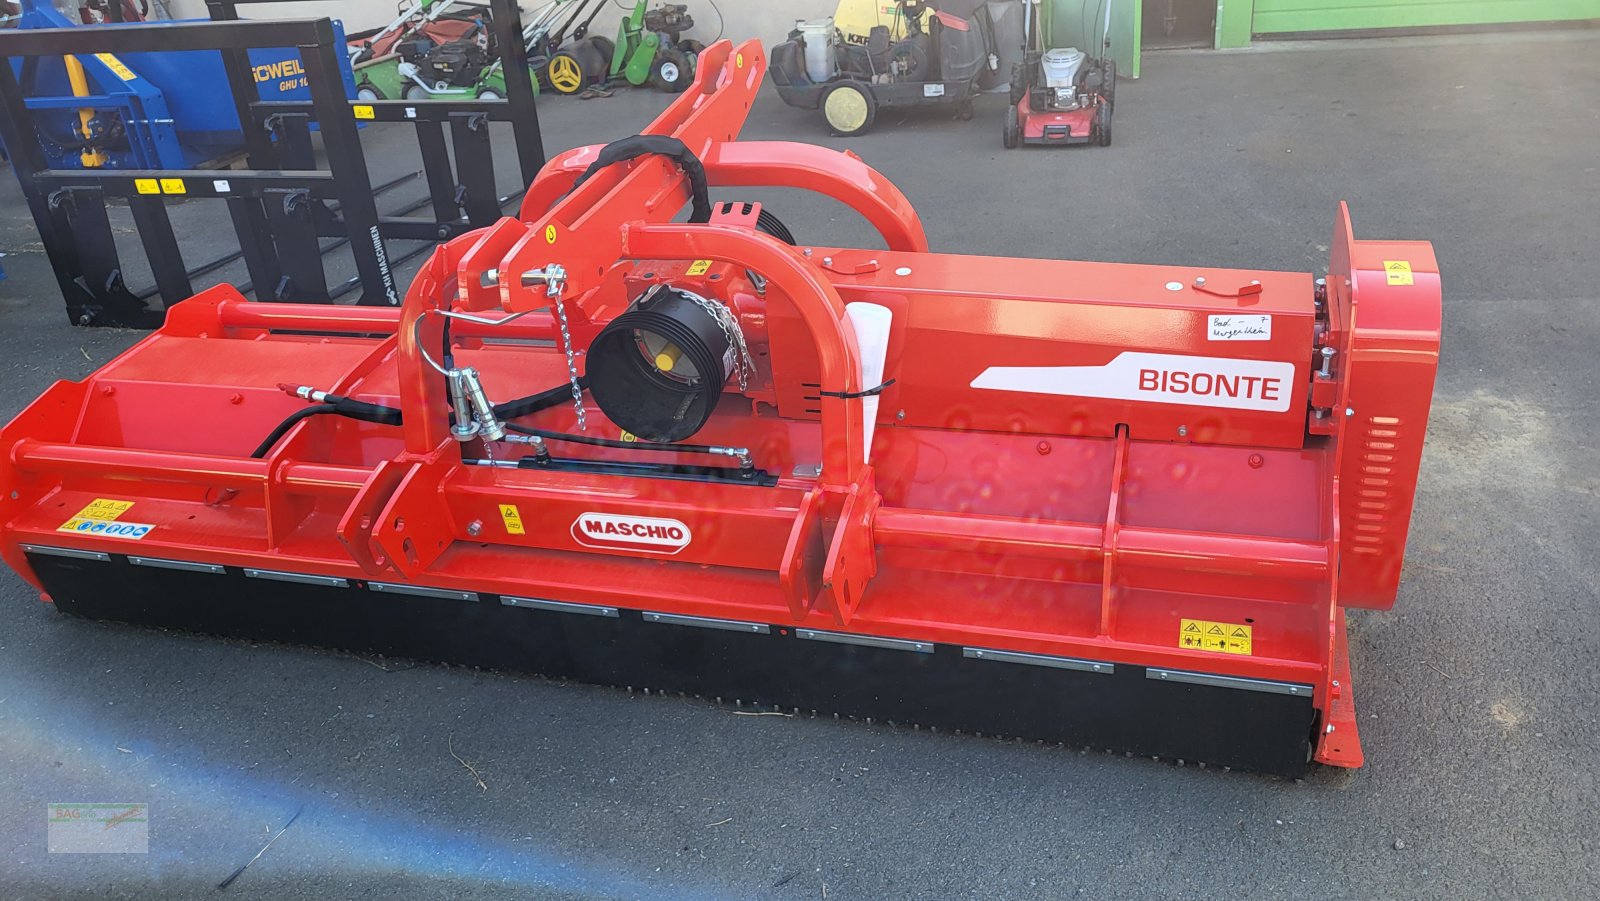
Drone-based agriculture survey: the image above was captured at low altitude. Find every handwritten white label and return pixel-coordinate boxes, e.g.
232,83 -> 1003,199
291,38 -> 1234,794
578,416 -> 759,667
1207,314 -> 1271,342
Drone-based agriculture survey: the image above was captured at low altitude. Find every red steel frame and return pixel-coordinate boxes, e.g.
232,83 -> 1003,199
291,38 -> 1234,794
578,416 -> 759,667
0,41 -> 1441,769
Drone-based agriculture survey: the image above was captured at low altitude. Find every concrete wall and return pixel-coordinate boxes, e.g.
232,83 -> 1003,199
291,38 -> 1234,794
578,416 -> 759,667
167,0 -> 837,47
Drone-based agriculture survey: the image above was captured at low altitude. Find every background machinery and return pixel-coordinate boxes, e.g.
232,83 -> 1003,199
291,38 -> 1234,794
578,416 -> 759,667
770,0 -> 997,136
0,40 -> 1441,776
1004,0 -> 1115,148
4,0 -> 357,169
350,0 -> 574,101
546,1 -> 701,95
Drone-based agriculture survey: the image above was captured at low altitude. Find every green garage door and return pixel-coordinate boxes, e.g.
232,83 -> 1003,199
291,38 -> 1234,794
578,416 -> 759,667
1253,0 -> 1600,35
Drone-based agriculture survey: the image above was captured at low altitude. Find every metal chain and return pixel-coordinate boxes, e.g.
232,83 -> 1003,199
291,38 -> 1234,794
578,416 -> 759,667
676,288 -> 756,392
551,290 -> 587,430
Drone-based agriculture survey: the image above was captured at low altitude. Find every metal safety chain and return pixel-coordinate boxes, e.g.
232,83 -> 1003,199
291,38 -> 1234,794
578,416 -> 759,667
512,263 -> 586,431
437,264 -> 582,435
674,287 -> 756,392
550,288 -> 587,430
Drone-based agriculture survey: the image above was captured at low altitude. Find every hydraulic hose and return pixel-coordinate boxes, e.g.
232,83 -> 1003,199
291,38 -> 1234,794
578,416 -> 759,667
250,404 -> 336,458
505,421 -> 725,456
251,379 -> 591,457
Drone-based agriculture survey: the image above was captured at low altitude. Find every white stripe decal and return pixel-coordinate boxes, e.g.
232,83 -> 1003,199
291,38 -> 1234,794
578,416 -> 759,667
970,351 -> 1296,413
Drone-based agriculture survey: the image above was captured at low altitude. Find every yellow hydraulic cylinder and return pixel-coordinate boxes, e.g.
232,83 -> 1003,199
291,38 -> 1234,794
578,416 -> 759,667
63,55 -> 107,168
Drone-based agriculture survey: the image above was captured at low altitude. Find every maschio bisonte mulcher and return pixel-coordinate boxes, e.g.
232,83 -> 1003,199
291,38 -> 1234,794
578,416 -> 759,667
0,41 -> 1440,776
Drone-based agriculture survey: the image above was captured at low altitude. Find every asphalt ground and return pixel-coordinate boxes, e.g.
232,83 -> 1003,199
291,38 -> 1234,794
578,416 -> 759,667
0,29 -> 1596,900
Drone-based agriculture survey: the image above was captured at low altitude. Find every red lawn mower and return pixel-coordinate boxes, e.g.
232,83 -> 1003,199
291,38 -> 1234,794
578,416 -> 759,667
1004,0 -> 1115,148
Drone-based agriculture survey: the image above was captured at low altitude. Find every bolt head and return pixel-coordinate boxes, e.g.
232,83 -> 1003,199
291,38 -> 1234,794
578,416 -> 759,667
1193,276 -> 1207,287
466,520 -> 482,536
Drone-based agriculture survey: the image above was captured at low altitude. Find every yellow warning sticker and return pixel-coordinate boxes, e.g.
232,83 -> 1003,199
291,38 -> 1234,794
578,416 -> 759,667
1179,618 -> 1253,655
159,178 -> 187,195
618,430 -> 638,443
498,504 -> 526,535
353,104 -> 375,120
95,53 -> 137,81
1383,260 -> 1413,286
58,498 -> 151,540
544,224 -> 558,245
134,178 -> 160,195
735,52 -> 745,69
685,259 -> 713,277
70,498 -> 134,522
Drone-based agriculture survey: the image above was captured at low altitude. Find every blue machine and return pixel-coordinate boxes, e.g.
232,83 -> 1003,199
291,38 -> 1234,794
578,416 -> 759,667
7,0 -> 358,169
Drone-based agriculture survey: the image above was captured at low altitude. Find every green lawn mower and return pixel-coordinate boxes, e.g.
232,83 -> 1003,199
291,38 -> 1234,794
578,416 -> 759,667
546,1 -> 702,95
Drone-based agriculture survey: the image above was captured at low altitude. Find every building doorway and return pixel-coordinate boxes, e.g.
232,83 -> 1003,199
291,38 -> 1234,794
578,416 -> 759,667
1141,0 -> 1214,50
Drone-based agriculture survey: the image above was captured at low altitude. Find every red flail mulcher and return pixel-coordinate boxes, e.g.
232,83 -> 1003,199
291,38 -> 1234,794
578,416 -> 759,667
0,41 -> 1440,775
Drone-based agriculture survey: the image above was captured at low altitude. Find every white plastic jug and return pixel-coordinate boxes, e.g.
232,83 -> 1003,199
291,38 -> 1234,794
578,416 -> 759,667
797,18 -> 836,83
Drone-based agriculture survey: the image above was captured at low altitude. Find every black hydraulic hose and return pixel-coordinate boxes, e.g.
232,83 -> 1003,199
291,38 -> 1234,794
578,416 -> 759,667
250,404 -> 336,458
571,135 -> 711,223
493,377 -> 589,420
504,422 -> 729,457
250,377 -> 590,456
325,395 -> 405,426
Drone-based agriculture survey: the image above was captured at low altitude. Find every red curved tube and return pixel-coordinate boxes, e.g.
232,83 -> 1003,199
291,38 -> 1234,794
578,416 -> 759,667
521,142 -> 929,254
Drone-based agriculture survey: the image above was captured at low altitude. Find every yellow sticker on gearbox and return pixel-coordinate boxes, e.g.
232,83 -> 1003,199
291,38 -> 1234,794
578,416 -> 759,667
1383,260 -> 1413,286
498,504 -> 526,535
685,259 -> 713,276
1179,618 -> 1252,655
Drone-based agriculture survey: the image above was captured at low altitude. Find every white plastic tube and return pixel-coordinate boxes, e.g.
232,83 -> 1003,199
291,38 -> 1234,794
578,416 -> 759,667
845,302 -> 893,465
